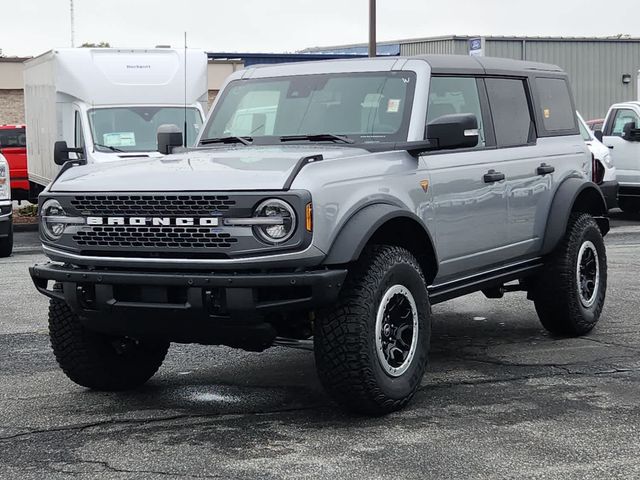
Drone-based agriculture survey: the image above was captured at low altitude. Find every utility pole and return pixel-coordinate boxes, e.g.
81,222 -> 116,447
70,0 -> 75,47
368,0 -> 376,57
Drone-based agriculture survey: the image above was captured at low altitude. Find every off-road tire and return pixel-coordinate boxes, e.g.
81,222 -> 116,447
533,213 -> 607,336
618,197 -> 640,214
314,245 -> 431,415
0,223 -> 13,258
49,299 -> 169,390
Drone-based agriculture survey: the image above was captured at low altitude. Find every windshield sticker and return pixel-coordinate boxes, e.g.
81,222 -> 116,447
103,132 -> 136,147
387,99 -> 401,113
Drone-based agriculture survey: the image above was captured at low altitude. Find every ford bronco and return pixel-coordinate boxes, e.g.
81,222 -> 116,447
30,55 -> 609,415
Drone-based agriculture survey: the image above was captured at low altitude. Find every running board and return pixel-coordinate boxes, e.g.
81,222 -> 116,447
428,259 -> 544,305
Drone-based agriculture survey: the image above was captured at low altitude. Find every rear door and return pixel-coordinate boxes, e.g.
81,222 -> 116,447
483,77 -> 549,258
602,107 -> 640,186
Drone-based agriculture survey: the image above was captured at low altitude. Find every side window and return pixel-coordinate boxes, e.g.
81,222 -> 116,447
427,76 -> 485,148
485,78 -> 534,147
74,111 -> 85,157
535,78 -> 576,131
610,109 -> 640,137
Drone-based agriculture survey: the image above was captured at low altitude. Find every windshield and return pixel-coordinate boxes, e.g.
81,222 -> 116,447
201,71 -> 416,144
0,127 -> 26,148
89,107 -> 202,152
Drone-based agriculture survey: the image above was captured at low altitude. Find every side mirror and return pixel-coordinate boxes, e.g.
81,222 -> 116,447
53,141 -> 84,166
622,122 -> 640,142
427,113 -> 479,150
594,130 -> 604,142
157,124 -> 183,154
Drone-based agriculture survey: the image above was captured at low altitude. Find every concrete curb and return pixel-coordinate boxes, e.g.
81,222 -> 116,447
606,225 -> 640,236
12,247 -> 42,256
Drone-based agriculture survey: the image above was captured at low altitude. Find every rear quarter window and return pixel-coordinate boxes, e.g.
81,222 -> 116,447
535,78 -> 576,132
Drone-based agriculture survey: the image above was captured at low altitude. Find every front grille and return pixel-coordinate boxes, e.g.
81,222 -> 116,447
73,226 -> 239,249
70,195 -> 237,216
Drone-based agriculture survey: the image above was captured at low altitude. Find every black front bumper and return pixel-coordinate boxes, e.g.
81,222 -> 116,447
599,180 -> 619,210
29,263 -> 347,346
0,205 -> 11,237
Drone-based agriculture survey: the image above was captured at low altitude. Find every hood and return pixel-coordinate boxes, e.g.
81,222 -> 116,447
50,145 -> 368,192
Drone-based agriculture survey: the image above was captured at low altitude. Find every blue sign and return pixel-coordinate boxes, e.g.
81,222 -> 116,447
469,37 -> 484,57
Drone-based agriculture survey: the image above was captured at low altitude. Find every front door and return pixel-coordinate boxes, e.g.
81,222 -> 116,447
423,76 -> 508,282
602,108 -> 640,186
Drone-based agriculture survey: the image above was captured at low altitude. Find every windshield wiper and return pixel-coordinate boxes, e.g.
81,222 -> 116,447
199,136 -> 253,146
279,134 -> 355,144
94,143 -> 124,152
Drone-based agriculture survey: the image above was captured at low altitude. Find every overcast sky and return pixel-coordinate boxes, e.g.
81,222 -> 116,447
1,0 -> 637,57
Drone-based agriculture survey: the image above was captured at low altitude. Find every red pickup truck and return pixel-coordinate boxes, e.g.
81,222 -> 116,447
0,125 -> 28,200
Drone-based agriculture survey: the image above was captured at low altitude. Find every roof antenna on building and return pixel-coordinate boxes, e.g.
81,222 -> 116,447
183,32 -> 188,147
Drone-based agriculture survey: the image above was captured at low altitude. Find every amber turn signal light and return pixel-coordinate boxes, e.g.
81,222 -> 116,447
305,203 -> 313,232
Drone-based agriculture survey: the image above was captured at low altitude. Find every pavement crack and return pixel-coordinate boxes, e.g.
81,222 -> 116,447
0,404 -> 324,442
63,459 -> 223,478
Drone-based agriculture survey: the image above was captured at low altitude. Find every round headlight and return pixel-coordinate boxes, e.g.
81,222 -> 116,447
41,199 -> 67,241
253,199 -> 296,244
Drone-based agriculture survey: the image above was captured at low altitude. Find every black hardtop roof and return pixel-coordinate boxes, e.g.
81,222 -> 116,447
413,54 -> 564,76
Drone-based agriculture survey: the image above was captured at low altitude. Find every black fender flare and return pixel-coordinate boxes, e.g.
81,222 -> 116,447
323,203 -> 438,277
541,178 -> 609,255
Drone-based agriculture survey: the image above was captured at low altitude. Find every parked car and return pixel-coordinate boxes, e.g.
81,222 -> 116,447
0,153 -> 13,257
586,118 -> 605,131
597,102 -> 640,212
30,55 -> 609,415
577,112 -> 618,209
0,124 -> 28,201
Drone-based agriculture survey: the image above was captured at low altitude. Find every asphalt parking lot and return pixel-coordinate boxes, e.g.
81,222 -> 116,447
2,215 -> 640,479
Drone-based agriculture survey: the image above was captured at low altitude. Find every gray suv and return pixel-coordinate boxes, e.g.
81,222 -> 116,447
30,55 -> 609,415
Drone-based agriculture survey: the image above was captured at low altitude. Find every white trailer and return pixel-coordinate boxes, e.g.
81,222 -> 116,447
24,48 -> 208,190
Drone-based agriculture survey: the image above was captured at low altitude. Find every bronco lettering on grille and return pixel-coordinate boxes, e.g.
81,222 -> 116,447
86,217 -> 220,227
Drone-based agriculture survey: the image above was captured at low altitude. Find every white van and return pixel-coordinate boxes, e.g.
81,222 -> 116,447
24,48 -> 208,195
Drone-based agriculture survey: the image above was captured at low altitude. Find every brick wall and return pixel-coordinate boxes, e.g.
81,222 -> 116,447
0,90 -> 24,124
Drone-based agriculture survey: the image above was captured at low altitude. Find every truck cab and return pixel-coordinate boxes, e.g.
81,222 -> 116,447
24,48 -> 209,198
0,125 -> 28,201
599,101 -> 640,212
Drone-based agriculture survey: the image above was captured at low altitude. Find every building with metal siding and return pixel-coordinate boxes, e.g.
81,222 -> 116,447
398,36 -> 640,120
308,36 -> 640,120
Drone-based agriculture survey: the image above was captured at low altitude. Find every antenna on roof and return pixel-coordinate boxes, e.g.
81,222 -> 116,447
70,0 -> 75,47
183,32 -> 188,147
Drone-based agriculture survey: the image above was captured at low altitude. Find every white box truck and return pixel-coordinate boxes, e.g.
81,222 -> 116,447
24,48 -> 208,194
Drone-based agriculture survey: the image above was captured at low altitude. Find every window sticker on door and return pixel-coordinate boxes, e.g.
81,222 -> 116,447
387,99 -> 401,113
103,132 -> 136,147
543,108 -> 551,119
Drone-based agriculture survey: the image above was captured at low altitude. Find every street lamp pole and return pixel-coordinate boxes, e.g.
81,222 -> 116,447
368,0 -> 376,57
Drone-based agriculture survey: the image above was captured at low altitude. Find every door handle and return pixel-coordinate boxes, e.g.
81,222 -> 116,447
536,163 -> 555,175
483,169 -> 505,183
608,145 -> 614,149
